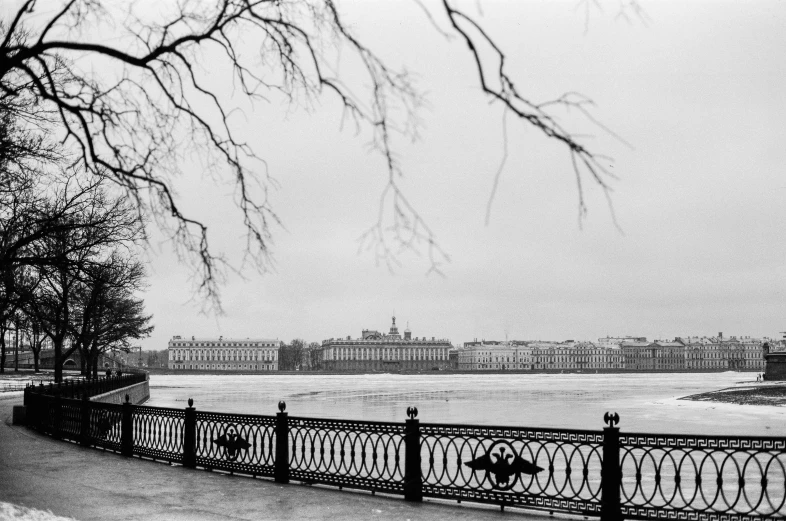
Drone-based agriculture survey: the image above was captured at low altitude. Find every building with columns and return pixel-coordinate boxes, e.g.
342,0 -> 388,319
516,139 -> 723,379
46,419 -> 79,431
168,336 -> 281,371
680,334 -> 764,371
320,317 -> 452,371
458,341 -> 532,370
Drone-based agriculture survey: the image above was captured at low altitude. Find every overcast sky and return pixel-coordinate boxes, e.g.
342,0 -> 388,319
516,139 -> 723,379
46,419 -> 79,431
136,0 -> 786,350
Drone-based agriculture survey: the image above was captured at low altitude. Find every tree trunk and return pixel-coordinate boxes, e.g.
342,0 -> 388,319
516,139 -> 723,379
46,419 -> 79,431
33,347 -> 40,373
14,326 -> 19,372
0,333 -> 5,374
92,354 -> 98,379
54,265 -> 69,383
53,337 -> 63,383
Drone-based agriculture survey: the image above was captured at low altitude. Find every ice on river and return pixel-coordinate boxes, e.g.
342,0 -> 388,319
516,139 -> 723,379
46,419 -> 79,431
146,372 -> 785,436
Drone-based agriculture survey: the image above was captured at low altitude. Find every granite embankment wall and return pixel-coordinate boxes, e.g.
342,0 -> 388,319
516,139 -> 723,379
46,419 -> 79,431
89,380 -> 149,405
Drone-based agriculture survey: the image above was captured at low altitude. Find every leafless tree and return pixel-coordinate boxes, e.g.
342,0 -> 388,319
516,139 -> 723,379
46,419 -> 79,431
307,341 -> 322,371
0,95 -> 61,371
19,313 -> 46,372
280,338 -> 306,371
2,0 -> 626,306
20,174 -> 144,381
70,251 -> 153,379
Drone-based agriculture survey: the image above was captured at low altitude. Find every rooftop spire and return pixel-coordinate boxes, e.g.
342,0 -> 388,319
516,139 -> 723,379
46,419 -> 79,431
388,315 -> 400,337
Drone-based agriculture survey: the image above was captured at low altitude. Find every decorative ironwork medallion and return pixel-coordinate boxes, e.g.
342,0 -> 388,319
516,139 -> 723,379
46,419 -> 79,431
212,425 -> 251,461
97,411 -> 113,439
464,440 -> 543,490
91,410 -> 115,440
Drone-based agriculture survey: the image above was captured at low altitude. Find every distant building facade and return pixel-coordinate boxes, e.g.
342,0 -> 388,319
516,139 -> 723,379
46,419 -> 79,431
529,341 -> 623,371
621,340 -> 686,371
168,336 -> 280,371
320,317 -> 452,371
740,337 -> 766,370
458,341 -> 532,370
453,333 -> 765,372
681,334 -> 765,371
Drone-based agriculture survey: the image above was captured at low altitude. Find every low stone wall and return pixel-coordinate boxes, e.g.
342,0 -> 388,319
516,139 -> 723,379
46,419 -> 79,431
89,380 -> 149,405
765,352 -> 786,381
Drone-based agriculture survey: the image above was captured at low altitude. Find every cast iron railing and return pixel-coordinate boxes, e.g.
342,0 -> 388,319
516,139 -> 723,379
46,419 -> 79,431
619,432 -> 786,520
418,421 -> 605,513
288,407 -> 406,495
22,382 -> 786,521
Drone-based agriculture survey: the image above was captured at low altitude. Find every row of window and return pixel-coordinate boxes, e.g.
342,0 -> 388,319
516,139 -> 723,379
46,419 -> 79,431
171,342 -> 278,347
460,364 -> 531,369
327,347 -> 448,361
176,364 -> 276,371
173,349 -> 277,362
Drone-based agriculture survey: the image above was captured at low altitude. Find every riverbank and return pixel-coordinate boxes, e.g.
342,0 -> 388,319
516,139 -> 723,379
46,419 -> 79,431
680,383 -> 786,406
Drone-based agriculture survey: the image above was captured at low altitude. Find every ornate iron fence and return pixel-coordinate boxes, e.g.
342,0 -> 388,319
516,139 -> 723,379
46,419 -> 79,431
24,372 -> 147,401
619,433 -> 786,520
194,406 -> 276,476
133,404 -> 185,462
419,421 -> 605,514
21,382 -> 786,521
288,412 -> 406,494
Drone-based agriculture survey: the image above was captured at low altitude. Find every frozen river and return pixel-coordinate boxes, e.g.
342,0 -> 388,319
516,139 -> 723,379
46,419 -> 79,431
146,372 -> 785,436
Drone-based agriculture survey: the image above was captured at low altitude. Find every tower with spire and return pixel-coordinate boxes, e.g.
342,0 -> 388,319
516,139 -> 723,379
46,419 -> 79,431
387,316 -> 401,339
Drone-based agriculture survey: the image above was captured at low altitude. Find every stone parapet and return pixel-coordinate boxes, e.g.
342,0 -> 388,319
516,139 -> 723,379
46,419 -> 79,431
89,380 -> 149,405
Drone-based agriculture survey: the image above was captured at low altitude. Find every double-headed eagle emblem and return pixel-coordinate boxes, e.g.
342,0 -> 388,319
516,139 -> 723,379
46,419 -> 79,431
465,442 -> 543,490
212,427 -> 251,461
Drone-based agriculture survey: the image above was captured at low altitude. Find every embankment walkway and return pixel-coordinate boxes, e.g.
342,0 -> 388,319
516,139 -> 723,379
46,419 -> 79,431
0,393 -> 557,521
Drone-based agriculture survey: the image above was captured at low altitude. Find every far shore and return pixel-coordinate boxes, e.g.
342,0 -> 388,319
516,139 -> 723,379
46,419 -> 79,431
680,384 -> 786,406
1,366 -> 767,382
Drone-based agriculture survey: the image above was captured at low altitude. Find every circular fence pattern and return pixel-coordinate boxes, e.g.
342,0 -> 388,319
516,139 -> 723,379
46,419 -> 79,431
620,435 -> 786,518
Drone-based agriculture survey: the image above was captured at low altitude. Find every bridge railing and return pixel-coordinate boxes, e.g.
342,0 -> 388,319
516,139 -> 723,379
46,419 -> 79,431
21,395 -> 786,521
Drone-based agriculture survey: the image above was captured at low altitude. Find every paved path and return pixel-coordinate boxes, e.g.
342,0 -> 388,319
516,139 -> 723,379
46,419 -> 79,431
0,394 -> 562,521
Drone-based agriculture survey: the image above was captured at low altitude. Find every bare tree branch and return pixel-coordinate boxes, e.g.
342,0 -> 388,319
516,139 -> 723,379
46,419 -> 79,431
2,0 -> 634,304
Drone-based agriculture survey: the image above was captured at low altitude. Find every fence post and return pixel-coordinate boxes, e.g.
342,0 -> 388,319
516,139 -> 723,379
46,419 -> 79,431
183,398 -> 196,468
37,383 -> 44,429
121,394 -> 133,456
80,393 -> 90,446
404,406 -> 422,502
601,412 -> 622,521
52,386 -> 62,440
275,401 -> 289,484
